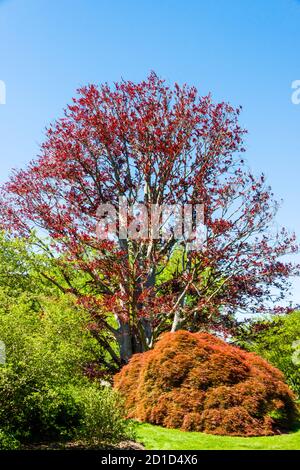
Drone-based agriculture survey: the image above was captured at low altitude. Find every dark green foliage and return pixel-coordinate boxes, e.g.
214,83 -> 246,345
0,430 -> 20,450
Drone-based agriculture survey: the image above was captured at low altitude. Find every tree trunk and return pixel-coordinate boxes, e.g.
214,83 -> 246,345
171,309 -> 182,332
115,322 -> 133,365
115,318 -> 153,365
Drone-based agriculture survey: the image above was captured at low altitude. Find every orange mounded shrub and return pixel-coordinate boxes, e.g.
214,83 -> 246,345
114,330 -> 298,436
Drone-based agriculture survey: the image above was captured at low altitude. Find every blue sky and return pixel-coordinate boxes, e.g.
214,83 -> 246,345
0,0 -> 300,304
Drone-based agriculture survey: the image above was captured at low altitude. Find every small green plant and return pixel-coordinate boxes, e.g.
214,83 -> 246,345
76,386 -> 135,444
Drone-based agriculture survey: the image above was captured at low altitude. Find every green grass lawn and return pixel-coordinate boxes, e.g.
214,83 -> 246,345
136,423 -> 300,450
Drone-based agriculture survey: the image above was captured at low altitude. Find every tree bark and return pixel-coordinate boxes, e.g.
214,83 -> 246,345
115,318 -> 153,365
115,321 -> 133,365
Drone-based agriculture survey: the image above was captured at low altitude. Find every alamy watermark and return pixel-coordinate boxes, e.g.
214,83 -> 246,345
0,341 -> 5,365
96,198 -> 207,251
292,340 -> 300,366
0,80 -> 6,105
291,80 -> 300,105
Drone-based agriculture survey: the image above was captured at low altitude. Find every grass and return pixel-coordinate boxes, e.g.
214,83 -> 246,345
136,423 -> 300,450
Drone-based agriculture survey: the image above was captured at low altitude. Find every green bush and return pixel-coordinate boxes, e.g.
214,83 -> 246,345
0,291 -> 133,446
0,430 -> 20,450
235,311 -> 300,397
76,386 -> 135,444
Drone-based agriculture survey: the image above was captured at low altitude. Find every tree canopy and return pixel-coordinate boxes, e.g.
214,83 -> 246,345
0,73 -> 298,364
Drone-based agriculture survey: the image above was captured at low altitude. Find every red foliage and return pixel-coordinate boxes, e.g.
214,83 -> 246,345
0,73 -> 299,365
114,330 -> 298,436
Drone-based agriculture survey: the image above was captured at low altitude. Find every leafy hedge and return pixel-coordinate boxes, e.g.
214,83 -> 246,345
114,330 -> 298,436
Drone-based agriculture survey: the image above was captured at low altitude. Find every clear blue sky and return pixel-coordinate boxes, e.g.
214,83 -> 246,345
0,0 -> 300,304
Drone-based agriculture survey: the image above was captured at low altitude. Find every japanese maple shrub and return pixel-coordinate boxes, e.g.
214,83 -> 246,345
114,330 -> 298,436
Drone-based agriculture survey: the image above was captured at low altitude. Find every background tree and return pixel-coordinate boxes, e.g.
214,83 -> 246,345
0,73 -> 298,365
235,311 -> 300,397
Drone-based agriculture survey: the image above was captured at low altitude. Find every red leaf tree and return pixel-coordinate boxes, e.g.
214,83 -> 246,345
0,73 -> 298,367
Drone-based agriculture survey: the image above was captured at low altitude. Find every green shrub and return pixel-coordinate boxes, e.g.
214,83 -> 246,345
0,430 -> 20,450
0,291 -> 132,445
76,386 -> 135,444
